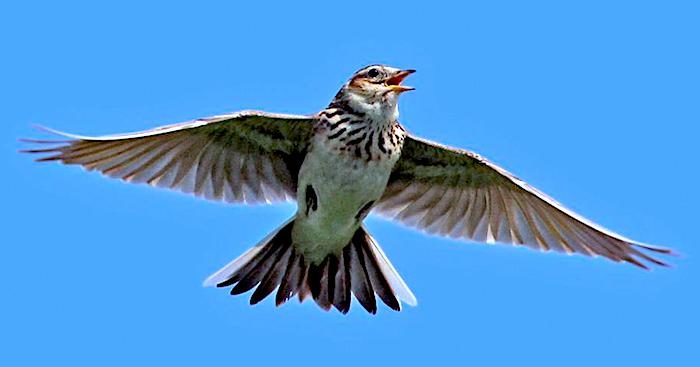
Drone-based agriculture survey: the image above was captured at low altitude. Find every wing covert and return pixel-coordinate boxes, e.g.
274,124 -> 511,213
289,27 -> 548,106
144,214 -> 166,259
377,135 -> 672,268
23,110 -> 314,204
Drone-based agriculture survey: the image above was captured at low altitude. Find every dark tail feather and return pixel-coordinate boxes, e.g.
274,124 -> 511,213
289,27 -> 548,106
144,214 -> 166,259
275,250 -> 305,306
333,246 -> 353,313
203,220 -> 416,314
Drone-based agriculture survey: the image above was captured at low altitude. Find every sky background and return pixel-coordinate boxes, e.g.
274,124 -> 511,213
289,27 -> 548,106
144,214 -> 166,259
2,1 -> 698,366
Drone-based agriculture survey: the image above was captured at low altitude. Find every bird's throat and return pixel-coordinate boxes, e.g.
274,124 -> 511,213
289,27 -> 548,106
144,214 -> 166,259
345,90 -> 400,125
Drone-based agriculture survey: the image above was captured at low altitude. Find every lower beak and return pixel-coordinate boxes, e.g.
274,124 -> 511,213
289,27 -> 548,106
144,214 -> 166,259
389,85 -> 415,93
386,69 -> 416,93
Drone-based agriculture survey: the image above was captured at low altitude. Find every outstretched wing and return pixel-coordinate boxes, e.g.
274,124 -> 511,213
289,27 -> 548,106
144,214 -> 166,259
376,135 -> 672,268
22,110 -> 314,204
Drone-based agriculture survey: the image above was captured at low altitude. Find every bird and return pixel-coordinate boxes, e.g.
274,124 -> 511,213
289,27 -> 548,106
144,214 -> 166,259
22,64 -> 672,314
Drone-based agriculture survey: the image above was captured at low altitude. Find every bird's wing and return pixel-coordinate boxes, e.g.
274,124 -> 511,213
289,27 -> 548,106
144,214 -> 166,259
376,134 -> 672,268
22,110 -> 314,204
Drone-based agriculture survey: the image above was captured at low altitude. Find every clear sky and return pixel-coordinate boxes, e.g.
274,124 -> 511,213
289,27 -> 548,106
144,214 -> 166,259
2,1 -> 698,366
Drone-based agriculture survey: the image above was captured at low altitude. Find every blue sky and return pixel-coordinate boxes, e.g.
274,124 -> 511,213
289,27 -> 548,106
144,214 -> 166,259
2,1 -> 698,366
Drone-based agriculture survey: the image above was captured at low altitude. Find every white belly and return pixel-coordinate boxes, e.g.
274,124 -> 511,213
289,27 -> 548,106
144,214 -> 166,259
292,143 -> 395,263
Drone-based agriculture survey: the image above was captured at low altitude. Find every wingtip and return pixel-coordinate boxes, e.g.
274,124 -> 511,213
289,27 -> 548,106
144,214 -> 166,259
19,125 -> 78,151
29,124 -> 62,135
636,242 -> 676,255
18,137 -> 72,144
29,123 -> 50,131
627,242 -> 677,270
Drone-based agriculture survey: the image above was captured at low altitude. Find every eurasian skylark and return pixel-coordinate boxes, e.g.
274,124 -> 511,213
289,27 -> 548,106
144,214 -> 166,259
23,65 -> 672,314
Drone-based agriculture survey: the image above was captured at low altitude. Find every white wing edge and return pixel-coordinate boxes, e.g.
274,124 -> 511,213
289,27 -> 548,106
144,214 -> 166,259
31,110 -> 314,141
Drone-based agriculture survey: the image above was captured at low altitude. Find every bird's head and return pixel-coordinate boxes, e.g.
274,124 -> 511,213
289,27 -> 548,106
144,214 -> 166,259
333,65 -> 415,122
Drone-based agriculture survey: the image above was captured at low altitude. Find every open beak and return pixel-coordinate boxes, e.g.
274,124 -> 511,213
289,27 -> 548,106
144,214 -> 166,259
386,69 -> 416,93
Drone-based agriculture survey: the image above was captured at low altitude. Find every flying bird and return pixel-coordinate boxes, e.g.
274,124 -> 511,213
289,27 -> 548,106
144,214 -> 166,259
23,65 -> 672,314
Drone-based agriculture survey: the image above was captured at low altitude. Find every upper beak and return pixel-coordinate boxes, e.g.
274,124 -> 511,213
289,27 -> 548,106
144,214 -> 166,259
386,69 -> 416,93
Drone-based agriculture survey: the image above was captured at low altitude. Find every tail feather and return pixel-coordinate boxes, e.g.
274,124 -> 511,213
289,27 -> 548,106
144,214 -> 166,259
363,231 -> 417,306
230,241 -> 288,296
204,219 -> 416,314
348,239 -> 378,313
249,241 -> 294,304
275,251 -> 305,306
333,250 -> 352,313
357,234 -> 401,311
204,218 -> 294,288
308,257 -> 333,310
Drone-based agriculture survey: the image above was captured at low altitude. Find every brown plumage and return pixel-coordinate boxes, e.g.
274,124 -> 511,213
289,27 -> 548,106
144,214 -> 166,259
22,64 -> 673,314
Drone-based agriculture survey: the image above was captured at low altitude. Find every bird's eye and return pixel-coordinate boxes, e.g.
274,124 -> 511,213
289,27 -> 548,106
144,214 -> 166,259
367,68 -> 380,78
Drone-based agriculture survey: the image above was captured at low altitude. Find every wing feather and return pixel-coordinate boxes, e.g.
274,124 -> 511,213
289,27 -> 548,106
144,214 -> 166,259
23,110 -> 314,204
377,135 -> 673,268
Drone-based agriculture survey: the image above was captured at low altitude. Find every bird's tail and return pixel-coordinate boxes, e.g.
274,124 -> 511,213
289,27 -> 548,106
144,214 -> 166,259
203,218 -> 417,314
